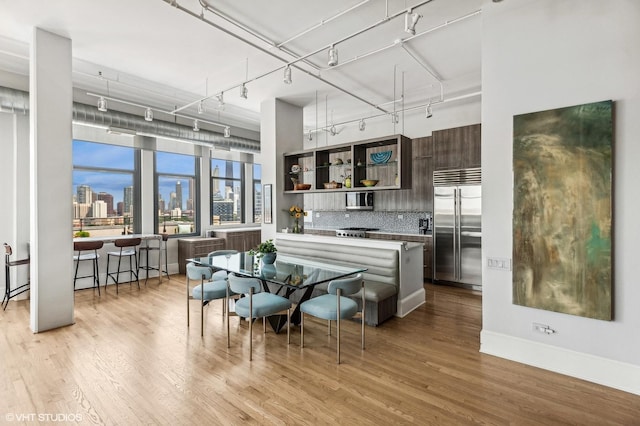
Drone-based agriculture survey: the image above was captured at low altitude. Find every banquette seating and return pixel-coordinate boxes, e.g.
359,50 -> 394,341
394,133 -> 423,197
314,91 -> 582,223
275,238 -> 398,326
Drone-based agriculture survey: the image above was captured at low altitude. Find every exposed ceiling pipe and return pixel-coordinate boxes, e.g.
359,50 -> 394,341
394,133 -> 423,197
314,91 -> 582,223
320,9 -> 481,71
0,86 -> 260,153
169,0 -> 436,115
169,0 -> 388,116
399,43 -> 444,102
276,0 -> 373,48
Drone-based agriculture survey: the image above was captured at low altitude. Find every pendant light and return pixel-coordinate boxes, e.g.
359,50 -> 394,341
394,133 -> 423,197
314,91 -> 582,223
283,65 -> 292,84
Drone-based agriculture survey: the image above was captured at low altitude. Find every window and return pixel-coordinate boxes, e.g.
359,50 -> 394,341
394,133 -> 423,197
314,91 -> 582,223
72,140 -> 138,237
253,164 -> 262,223
211,159 -> 243,225
156,152 -> 198,235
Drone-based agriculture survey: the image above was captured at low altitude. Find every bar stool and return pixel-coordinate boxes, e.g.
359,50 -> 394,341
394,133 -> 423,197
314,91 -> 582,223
105,237 -> 141,294
73,240 -> 104,295
3,243 -> 30,311
138,234 -> 170,284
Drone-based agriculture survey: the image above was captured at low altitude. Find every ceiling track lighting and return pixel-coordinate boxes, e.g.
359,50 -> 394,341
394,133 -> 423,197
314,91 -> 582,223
224,126 -> 231,138
426,101 -> 433,119
193,119 -> 200,132
404,9 -> 422,36
144,108 -> 153,122
330,124 -> 338,136
307,132 -> 312,141
97,96 -> 108,112
216,92 -> 225,110
391,113 -> 399,124
328,45 -> 339,67
358,119 -> 366,131
283,65 -> 292,84
197,100 -> 205,114
239,84 -> 248,99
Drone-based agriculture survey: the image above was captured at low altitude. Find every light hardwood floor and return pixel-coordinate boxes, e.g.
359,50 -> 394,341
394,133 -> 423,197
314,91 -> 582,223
1,278 -> 639,425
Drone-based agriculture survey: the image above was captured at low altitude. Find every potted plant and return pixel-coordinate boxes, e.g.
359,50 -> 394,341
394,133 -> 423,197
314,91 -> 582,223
249,239 -> 277,264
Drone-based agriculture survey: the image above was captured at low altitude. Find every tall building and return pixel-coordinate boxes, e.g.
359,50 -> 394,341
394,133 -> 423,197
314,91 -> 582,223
123,186 -> 133,216
77,184 -> 93,204
175,180 -> 182,210
91,200 -> 107,218
212,165 -> 220,196
96,192 -> 114,216
158,193 -> 165,215
116,201 -> 124,216
169,191 -> 177,210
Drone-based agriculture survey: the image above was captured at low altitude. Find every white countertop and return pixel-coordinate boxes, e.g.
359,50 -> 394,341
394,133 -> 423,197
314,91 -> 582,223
276,232 -> 423,250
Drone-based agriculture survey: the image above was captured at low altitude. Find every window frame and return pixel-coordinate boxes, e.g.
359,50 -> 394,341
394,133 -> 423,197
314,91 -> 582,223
210,158 -> 245,225
154,151 -> 200,237
72,139 -> 140,236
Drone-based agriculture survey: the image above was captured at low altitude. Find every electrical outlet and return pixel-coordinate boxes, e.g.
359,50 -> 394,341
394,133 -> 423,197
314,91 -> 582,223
532,322 -> 556,334
487,257 -> 512,271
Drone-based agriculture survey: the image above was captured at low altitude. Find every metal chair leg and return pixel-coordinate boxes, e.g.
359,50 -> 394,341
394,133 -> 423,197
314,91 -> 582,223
300,312 -> 304,348
337,288 -> 341,364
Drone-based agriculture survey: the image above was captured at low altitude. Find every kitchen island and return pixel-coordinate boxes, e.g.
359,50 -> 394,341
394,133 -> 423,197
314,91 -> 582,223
275,232 -> 425,318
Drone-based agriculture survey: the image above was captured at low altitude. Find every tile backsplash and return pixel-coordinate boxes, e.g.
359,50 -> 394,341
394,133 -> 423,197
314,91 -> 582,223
304,210 -> 431,234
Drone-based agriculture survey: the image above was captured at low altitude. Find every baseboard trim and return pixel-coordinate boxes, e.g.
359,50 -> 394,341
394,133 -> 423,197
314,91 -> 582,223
397,288 -> 426,318
480,330 -> 640,396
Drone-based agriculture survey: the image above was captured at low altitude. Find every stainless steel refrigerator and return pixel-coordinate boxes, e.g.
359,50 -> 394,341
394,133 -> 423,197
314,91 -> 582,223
433,169 -> 482,288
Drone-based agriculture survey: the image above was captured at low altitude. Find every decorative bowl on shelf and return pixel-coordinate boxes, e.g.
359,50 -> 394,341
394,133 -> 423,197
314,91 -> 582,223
291,164 -> 301,173
370,151 -> 392,164
323,181 -> 342,189
333,158 -> 343,165
360,179 -> 379,187
294,183 -> 312,190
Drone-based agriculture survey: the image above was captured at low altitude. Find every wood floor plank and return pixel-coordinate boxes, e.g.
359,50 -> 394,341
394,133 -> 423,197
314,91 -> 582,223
1,278 -> 639,425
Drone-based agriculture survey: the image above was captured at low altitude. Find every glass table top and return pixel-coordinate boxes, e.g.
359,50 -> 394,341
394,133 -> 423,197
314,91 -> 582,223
187,252 -> 366,290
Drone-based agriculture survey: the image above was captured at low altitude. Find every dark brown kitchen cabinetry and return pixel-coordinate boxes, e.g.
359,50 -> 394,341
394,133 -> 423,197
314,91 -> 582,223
177,237 -> 225,274
375,136 -> 432,212
433,124 -> 481,170
213,229 -> 261,252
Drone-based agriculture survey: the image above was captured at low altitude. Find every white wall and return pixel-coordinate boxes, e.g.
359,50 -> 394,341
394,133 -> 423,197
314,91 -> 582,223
480,0 -> 640,395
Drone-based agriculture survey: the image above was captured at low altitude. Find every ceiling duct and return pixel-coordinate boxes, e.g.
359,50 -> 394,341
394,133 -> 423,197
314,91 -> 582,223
0,86 -> 260,153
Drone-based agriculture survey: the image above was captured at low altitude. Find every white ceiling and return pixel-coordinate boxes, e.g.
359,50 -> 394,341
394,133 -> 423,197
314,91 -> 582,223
0,0 -> 484,135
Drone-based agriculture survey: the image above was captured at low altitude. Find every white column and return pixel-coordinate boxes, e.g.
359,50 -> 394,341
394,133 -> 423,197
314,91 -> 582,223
29,28 -> 74,332
260,99 -> 303,241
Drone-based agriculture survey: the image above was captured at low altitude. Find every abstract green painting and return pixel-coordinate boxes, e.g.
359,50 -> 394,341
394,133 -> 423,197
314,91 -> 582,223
512,100 -> 613,320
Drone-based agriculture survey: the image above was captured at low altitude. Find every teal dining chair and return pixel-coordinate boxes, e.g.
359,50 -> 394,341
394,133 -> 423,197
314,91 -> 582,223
299,274 -> 365,364
227,273 -> 292,361
186,262 -> 235,337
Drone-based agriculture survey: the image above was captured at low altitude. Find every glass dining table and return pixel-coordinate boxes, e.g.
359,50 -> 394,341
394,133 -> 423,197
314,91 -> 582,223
187,252 -> 367,332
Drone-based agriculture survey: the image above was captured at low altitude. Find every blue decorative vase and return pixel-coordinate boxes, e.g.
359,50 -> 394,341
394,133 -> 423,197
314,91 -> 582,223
262,252 -> 277,264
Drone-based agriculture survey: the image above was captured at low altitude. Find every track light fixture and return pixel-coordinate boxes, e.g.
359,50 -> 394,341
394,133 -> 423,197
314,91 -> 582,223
359,119 -> 366,131
224,126 -> 231,138
307,132 -> 312,141
216,92 -> 225,110
197,100 -> 205,114
404,9 -> 422,36
283,65 -> 292,84
193,119 -> 199,132
240,84 -> 248,99
391,113 -> 399,124
144,108 -> 153,122
97,96 -> 108,112
426,102 -> 433,119
330,124 -> 338,136
328,45 -> 339,67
